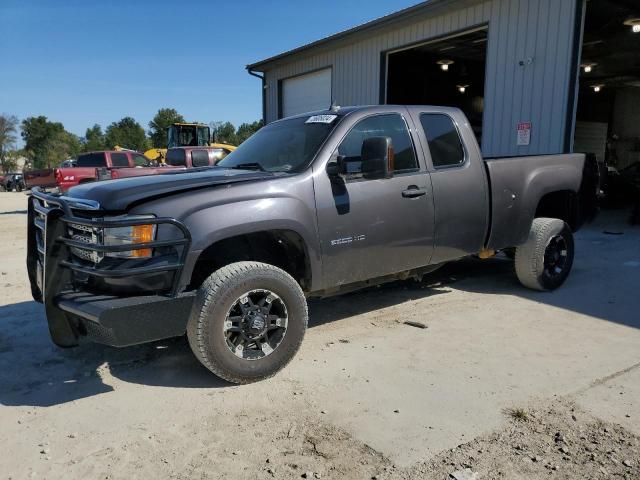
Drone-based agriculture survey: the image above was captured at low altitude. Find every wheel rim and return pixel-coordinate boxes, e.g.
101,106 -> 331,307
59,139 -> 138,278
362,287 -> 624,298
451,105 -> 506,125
543,234 -> 569,279
223,289 -> 288,360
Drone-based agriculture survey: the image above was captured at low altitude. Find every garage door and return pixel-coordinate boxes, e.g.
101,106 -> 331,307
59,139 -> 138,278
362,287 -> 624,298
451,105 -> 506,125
281,68 -> 332,118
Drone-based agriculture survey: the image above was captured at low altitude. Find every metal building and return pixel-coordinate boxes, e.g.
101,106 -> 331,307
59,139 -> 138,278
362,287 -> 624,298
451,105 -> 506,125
247,0 -> 640,165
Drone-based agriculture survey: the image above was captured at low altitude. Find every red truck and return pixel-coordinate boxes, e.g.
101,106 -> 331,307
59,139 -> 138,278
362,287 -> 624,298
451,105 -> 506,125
24,151 -> 169,192
102,147 -> 226,181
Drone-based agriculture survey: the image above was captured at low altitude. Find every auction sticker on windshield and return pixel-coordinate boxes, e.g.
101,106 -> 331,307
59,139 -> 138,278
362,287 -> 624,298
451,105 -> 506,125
305,115 -> 338,124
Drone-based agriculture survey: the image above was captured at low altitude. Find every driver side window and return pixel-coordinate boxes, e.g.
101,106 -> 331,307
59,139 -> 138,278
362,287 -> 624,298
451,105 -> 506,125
335,114 -> 418,180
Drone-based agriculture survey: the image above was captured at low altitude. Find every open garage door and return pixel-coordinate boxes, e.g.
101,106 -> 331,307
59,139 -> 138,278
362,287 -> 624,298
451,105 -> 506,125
280,68 -> 332,118
573,0 -> 640,212
385,28 -> 487,146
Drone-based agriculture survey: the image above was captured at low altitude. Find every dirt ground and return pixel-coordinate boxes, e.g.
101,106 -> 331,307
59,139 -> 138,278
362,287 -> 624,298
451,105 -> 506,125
0,191 -> 639,480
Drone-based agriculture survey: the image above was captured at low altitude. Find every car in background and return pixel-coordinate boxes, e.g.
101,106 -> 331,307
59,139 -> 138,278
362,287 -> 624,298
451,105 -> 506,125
1,173 -> 26,192
24,151 -> 168,192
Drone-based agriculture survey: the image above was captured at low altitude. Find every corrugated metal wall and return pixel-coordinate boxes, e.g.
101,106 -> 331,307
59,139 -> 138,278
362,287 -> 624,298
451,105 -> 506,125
259,0 -> 580,157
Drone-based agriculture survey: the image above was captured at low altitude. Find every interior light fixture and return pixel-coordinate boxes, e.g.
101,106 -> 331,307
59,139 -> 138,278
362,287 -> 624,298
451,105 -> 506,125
581,62 -> 597,73
592,84 -> 604,92
457,84 -> 469,93
437,59 -> 454,71
623,17 -> 640,33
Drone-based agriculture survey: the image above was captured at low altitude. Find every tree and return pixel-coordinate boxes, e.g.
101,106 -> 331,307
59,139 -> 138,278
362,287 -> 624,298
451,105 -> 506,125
148,108 -> 185,148
236,120 -> 263,144
210,121 -> 237,145
83,124 -> 107,152
105,117 -> 149,151
21,116 -> 72,169
0,114 -> 19,173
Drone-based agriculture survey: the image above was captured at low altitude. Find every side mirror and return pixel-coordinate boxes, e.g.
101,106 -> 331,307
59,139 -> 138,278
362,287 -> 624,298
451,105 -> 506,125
361,137 -> 394,180
326,155 -> 346,177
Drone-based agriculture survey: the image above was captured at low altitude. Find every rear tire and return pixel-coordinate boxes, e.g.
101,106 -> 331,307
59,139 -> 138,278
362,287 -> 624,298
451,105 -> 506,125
187,261 -> 308,384
515,218 -> 574,291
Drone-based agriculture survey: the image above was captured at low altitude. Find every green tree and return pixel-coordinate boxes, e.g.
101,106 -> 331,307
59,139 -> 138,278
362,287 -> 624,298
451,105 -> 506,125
105,117 -> 149,151
83,124 -> 107,152
210,121 -> 237,145
148,108 -> 185,148
236,120 -> 263,144
0,114 -> 19,173
21,116 -> 73,169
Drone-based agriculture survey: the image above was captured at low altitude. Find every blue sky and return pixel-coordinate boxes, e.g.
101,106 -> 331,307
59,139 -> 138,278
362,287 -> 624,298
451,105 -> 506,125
0,0 -> 419,143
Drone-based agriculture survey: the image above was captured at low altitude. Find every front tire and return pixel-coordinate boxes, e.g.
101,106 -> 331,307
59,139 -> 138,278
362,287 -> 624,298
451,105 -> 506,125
515,218 -> 574,291
187,261 -> 308,384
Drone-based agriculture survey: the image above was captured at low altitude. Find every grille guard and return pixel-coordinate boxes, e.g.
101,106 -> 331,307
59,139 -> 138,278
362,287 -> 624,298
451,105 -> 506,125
29,187 -> 191,298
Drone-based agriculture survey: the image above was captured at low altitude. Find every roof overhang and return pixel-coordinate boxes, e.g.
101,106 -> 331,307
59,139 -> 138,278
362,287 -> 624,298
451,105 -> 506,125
247,0 -> 473,72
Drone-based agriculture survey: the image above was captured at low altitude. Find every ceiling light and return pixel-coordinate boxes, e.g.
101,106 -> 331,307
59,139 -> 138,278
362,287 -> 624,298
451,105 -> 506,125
581,62 -> 597,73
623,17 -> 640,33
437,59 -> 454,71
457,84 -> 469,93
592,84 -> 604,92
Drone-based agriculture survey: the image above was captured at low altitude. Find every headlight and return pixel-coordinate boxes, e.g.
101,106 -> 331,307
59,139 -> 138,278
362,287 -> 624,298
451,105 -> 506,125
68,215 -> 157,262
103,216 -> 157,258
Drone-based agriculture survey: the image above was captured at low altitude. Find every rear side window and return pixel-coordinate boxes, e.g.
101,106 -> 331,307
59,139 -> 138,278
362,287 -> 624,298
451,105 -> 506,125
166,149 -> 186,166
132,154 -> 148,167
337,114 -> 418,174
111,153 -> 129,167
419,114 -> 465,168
77,153 -> 106,167
191,149 -> 210,167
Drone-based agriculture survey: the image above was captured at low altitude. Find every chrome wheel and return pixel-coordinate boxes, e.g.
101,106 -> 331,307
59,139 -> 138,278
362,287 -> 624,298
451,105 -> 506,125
223,289 -> 288,360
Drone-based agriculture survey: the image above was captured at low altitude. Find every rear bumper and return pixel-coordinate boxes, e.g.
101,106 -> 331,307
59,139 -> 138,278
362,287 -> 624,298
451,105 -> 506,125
56,292 -> 195,347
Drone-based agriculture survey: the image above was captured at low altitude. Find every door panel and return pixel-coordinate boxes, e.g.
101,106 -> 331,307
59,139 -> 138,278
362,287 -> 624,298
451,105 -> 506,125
408,108 -> 489,263
313,112 -> 434,287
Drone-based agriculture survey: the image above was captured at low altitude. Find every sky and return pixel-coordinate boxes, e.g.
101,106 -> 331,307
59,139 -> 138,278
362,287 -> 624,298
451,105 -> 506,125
0,0 -> 420,144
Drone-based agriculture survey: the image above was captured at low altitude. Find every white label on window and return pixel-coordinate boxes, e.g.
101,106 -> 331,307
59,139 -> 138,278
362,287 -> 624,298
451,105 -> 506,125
305,115 -> 337,124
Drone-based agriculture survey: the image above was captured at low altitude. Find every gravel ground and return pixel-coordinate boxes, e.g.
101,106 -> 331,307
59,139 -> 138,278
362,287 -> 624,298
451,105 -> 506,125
1,191 -> 639,480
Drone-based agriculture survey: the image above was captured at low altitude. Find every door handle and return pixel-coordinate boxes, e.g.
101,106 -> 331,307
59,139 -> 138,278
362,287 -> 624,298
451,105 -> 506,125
402,186 -> 428,198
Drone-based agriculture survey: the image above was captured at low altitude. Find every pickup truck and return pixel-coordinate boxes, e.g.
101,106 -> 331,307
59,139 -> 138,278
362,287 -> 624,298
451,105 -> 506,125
165,146 -> 233,168
27,105 -> 596,384
24,150 -> 164,192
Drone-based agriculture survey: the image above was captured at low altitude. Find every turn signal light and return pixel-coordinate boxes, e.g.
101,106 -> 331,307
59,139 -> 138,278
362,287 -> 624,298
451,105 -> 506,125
131,224 -> 155,257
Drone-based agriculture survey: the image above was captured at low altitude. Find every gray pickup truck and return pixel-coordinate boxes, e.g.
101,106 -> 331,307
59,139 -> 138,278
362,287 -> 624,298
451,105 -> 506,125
27,105 -> 595,383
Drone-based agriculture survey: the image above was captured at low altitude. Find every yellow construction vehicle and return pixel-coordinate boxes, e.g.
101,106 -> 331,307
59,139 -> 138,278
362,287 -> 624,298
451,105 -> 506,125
144,123 -> 236,163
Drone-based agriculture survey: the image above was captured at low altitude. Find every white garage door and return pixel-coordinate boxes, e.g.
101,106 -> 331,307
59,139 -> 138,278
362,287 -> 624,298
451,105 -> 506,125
282,68 -> 332,118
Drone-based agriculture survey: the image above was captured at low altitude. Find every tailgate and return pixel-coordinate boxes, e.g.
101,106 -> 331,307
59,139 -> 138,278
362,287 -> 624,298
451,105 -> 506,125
25,169 -> 56,188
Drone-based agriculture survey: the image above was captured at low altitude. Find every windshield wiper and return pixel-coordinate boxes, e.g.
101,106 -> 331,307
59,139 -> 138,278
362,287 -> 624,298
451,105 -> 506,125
229,162 -> 265,171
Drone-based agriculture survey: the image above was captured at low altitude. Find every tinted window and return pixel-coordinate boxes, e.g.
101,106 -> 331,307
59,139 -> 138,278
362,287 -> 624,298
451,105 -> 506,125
218,116 -> 338,173
111,153 -> 129,167
77,153 -> 106,167
166,149 -> 186,166
337,114 -> 418,174
191,149 -> 210,167
420,114 -> 465,168
132,154 -> 148,167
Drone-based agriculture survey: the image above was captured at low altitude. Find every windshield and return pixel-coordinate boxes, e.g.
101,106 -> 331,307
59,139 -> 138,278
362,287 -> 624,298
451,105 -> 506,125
217,115 -> 340,173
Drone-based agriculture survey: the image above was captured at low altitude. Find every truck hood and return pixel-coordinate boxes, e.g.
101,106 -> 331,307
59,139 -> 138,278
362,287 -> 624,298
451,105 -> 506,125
67,167 -> 278,210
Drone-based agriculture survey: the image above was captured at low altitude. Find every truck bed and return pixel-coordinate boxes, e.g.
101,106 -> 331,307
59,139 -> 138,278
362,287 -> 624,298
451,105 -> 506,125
484,153 -> 586,250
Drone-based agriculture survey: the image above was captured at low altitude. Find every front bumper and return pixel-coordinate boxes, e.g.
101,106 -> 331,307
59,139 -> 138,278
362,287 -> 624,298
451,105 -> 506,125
27,188 -> 193,347
56,292 -> 195,347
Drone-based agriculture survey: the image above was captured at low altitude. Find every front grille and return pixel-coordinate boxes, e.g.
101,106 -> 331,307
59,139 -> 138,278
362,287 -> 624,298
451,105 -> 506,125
67,223 -> 103,263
